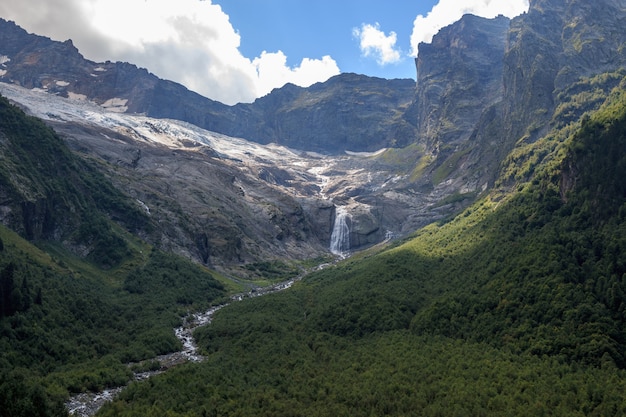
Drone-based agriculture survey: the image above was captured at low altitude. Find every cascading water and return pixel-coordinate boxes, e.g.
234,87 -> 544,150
330,206 -> 351,257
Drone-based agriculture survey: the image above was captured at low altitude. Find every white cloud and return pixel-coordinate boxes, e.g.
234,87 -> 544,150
253,51 -> 340,96
0,0 -> 340,105
353,23 -> 402,66
410,0 -> 529,56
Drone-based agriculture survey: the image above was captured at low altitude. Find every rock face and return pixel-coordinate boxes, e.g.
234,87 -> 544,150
503,0 -> 626,141
414,14 -> 510,150
228,74 -> 417,153
405,14 -> 512,198
406,0 -> 626,198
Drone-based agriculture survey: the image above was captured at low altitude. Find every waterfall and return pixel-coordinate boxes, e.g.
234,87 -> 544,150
330,206 -> 351,256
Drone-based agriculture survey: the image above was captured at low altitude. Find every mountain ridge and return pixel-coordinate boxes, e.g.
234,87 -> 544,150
0,18 -> 417,154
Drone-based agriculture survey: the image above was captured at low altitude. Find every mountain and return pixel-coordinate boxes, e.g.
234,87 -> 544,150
2,0 -> 626,414
0,18 -> 441,265
0,18 -> 416,154
0,0 -> 624,269
501,0 -> 626,139
98,68 -> 626,417
0,93 -> 227,416
0,94 -> 150,268
0,80 -> 436,270
409,0 -> 626,197
222,74 -> 417,153
415,14 -> 510,149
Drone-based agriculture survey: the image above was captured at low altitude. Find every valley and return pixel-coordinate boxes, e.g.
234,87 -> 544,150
2,0 -> 626,415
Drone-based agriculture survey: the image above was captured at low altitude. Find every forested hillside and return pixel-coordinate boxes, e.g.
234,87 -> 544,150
0,97 -> 226,417
96,82 -> 626,416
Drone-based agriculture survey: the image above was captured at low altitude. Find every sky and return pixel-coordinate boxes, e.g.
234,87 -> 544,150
0,0 -> 528,105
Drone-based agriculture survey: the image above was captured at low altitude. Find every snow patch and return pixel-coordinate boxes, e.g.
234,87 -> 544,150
345,148 -> 387,157
93,67 -> 107,72
55,80 -> 70,87
101,98 -> 128,113
67,92 -> 87,101
136,199 -> 150,215
0,55 -> 10,65
0,70 -> 6,77
0,82 -> 359,205
304,151 -> 326,158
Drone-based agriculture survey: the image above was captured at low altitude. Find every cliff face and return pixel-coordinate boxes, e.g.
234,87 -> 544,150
400,14 -> 513,198
414,14 -> 510,150
230,74 -> 417,153
405,0 -> 626,197
503,0 -> 626,140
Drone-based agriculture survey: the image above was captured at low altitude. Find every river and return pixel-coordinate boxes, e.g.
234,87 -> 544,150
65,275 -> 305,416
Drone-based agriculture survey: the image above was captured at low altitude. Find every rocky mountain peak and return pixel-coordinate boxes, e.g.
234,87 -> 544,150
414,14 -> 510,149
238,73 -> 417,152
425,13 -> 510,51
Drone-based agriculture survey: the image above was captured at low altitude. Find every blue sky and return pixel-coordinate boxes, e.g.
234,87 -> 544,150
0,0 -> 528,104
218,0 -> 430,80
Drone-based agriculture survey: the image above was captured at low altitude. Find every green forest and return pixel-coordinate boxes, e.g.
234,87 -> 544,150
92,82 -> 626,415
2,74 -> 626,416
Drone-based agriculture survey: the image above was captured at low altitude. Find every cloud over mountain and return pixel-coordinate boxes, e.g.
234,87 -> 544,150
409,0 -> 529,55
0,0 -> 339,104
353,23 -> 402,66
0,0 -> 529,103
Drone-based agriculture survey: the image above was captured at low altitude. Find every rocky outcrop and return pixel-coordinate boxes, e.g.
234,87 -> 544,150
398,14 -> 513,199
503,0 -> 626,142
346,204 -> 383,249
405,0 -> 626,198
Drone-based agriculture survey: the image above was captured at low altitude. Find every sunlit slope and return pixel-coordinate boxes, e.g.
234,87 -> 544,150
99,81 -> 626,416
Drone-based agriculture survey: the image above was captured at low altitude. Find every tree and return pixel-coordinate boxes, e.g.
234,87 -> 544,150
0,262 -> 16,317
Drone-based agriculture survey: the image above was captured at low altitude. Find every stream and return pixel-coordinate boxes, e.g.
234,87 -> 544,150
65,275 -> 305,416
